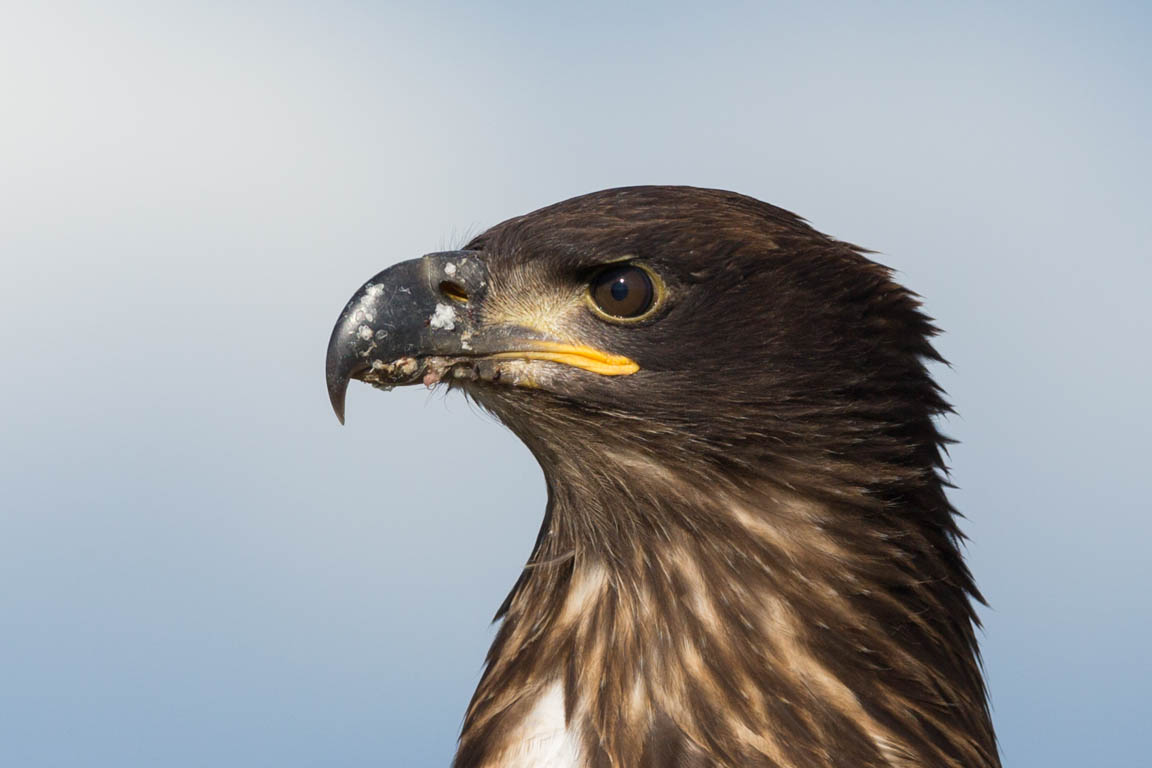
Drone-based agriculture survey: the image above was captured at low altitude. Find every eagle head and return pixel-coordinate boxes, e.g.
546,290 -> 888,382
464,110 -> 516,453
326,186 -> 998,768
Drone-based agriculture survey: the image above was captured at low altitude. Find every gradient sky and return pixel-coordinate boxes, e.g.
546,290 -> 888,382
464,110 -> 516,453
2,2 -> 1149,766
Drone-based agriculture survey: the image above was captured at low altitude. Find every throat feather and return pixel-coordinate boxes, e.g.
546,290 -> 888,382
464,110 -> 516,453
454,461 -> 997,768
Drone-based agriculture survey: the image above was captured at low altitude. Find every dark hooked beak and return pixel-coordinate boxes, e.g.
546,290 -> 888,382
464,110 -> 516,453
325,251 -> 487,424
326,251 -> 640,424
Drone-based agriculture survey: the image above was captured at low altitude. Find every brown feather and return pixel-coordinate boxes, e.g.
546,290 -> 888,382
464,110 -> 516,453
444,186 -> 998,768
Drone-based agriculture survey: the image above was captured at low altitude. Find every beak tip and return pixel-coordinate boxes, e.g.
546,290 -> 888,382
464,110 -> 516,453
327,376 -> 349,425
326,306 -> 357,425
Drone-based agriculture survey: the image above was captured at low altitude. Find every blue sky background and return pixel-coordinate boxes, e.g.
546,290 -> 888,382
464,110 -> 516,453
2,2 -> 1149,766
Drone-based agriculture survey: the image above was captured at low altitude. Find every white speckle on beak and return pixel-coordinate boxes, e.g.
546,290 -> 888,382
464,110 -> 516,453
345,283 -> 385,328
429,303 -> 457,331
444,262 -> 457,276
357,325 -> 374,340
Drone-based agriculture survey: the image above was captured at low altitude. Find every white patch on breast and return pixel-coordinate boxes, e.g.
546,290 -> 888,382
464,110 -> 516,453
497,681 -> 583,768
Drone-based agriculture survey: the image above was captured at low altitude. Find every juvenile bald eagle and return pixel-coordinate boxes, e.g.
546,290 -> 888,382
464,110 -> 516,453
326,187 -> 999,768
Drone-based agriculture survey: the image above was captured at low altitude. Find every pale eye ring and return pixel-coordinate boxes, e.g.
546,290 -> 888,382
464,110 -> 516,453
588,265 -> 657,320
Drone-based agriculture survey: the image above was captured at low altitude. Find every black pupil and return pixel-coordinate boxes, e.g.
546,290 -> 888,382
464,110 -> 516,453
591,265 -> 654,318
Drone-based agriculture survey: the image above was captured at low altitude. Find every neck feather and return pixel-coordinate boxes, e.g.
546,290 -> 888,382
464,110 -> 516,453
453,427 -> 997,768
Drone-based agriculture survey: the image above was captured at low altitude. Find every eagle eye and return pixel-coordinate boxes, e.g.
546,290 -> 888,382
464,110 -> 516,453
588,264 -> 657,320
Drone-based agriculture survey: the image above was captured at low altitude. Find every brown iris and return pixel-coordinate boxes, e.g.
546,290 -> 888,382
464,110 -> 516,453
589,265 -> 656,319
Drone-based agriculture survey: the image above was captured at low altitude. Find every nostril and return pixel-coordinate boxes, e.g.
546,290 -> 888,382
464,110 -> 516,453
439,281 -> 469,303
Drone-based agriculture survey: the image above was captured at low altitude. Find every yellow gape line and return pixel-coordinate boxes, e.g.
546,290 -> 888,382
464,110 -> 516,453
491,341 -> 639,376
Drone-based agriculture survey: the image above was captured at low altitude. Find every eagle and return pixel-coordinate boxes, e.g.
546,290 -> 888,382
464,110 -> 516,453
325,186 -> 999,768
